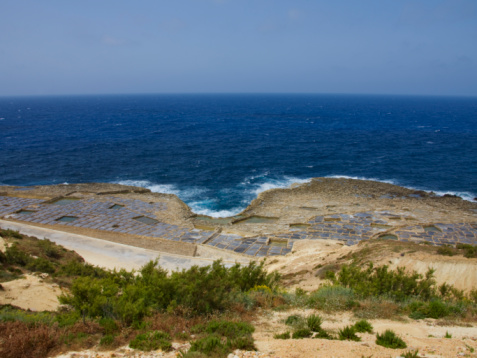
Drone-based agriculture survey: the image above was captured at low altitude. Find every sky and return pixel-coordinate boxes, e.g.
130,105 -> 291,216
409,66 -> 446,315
1,0 -> 476,97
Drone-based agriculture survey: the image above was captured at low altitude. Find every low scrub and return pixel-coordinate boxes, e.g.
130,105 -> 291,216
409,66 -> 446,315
353,319 -> 373,333
338,325 -> 361,341
376,329 -> 407,349
129,331 -> 172,351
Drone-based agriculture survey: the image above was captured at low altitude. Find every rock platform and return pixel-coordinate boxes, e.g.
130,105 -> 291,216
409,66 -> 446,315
1,178 -> 476,259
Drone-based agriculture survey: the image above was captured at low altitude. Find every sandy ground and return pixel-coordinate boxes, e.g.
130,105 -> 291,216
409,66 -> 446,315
265,239 -> 477,293
252,309 -> 477,358
0,274 -> 65,311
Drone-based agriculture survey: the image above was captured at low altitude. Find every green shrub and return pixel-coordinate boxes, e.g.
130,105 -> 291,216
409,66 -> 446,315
274,331 -> 290,339
314,329 -> 334,340
308,285 -> 357,311
5,244 -> 31,266
0,306 -> 55,325
27,257 -> 56,274
292,328 -> 312,339
129,331 -> 172,351
205,320 -> 254,339
285,314 -> 304,327
0,229 -> 23,239
456,243 -> 477,258
306,314 -> 323,332
55,311 -> 81,327
376,329 -> 407,349
402,350 -> 420,358
338,325 -> 361,341
189,334 -> 227,356
38,239 -> 62,259
353,319 -> 373,333
99,334 -> 115,346
445,331 -> 452,338
229,335 -> 255,351
99,317 -> 120,335
336,263 -> 436,302
437,247 -> 455,256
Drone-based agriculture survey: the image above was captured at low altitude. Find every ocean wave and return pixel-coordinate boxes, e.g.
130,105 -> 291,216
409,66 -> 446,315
115,175 -> 475,218
247,177 -> 311,197
115,180 -> 207,200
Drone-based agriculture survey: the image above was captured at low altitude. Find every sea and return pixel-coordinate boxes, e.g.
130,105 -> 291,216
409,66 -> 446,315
1,94 -> 476,217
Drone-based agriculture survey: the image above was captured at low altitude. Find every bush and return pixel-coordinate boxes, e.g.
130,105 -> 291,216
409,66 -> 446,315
336,263 -> 436,302
376,329 -> 407,349
437,247 -> 455,256
274,331 -> 290,339
338,325 -> 361,341
189,334 -> 227,356
292,328 -> 312,339
353,319 -> 373,333
204,320 -> 254,339
285,314 -> 304,327
5,244 -> 31,266
99,317 -> 119,335
306,314 -> 323,332
308,285 -> 357,311
408,299 -> 450,320
0,229 -> 23,240
27,257 -> 56,274
402,350 -> 420,358
38,239 -> 62,259
99,334 -> 115,346
129,330 -> 172,351
314,329 -> 334,340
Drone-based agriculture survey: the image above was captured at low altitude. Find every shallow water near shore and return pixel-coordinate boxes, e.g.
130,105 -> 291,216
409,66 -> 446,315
1,94 -> 476,216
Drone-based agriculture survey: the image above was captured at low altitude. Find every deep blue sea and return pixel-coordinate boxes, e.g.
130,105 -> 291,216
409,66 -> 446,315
1,94 -> 476,216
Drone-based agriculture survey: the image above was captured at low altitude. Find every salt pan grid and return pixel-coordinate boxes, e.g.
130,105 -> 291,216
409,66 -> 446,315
1,195 -> 477,257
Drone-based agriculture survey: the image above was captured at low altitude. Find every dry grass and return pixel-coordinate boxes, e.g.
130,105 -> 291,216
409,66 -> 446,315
0,321 -> 58,358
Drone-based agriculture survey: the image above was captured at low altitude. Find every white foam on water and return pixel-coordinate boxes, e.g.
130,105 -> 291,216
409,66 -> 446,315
249,176 -> 311,197
191,206 -> 242,218
115,179 -> 207,200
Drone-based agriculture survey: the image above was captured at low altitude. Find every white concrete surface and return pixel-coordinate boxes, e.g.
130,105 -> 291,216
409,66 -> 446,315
0,220 -> 249,271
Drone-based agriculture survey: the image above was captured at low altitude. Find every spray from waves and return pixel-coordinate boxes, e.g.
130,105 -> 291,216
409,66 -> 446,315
115,180 -> 207,201
242,175 -> 312,197
114,175 -> 313,218
326,175 -> 476,202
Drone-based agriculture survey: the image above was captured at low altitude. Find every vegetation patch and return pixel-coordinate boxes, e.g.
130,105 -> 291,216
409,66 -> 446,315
129,331 -> 172,351
375,329 -> 407,349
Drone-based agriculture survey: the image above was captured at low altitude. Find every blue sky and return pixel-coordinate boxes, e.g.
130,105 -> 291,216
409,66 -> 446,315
1,0 -> 476,96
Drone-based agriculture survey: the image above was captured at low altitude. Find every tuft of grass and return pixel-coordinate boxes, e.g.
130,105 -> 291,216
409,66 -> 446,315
306,314 -> 323,332
444,331 -> 452,338
314,329 -> 334,340
375,329 -> 407,349
402,350 -> 420,358
285,314 -> 303,327
353,319 -> 373,333
292,328 -> 312,339
338,325 -> 361,341
273,331 -> 290,339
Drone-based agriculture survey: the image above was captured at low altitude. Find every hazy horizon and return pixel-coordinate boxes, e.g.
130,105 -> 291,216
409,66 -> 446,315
1,0 -> 476,97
